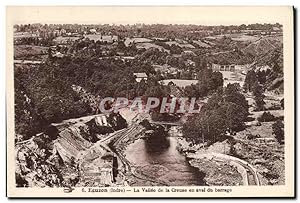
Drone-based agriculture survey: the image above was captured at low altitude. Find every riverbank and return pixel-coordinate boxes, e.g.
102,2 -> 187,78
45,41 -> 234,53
177,137 -> 244,186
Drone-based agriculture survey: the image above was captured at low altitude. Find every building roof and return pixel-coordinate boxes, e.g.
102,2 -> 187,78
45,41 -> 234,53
133,72 -> 147,78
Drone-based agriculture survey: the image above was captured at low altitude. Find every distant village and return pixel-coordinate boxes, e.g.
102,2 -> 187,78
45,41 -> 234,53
14,23 -> 280,89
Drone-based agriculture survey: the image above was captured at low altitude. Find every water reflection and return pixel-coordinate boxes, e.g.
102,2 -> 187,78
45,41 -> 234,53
144,135 -> 170,154
125,135 -> 205,186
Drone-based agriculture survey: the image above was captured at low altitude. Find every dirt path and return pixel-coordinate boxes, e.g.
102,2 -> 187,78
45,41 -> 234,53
188,152 -> 260,186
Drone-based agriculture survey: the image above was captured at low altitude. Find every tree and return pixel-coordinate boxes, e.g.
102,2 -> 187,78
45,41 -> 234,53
48,47 -> 53,60
253,81 -> 266,111
219,102 -> 246,132
257,70 -> 267,84
272,120 -> 284,144
185,68 -> 224,98
211,71 -> 224,90
252,81 -> 264,97
280,99 -> 284,109
224,83 -> 249,116
243,70 -> 258,92
255,95 -> 266,111
145,84 -> 166,98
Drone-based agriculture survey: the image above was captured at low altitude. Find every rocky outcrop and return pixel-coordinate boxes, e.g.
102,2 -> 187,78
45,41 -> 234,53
15,112 -> 128,188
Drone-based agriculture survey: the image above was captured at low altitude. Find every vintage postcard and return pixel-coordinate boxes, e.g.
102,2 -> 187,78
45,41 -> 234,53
6,6 -> 294,198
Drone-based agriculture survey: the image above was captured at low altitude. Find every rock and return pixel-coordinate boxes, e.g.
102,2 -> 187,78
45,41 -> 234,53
253,158 -> 267,165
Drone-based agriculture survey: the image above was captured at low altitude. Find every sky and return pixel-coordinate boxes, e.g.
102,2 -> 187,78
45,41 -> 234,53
7,6 -> 291,26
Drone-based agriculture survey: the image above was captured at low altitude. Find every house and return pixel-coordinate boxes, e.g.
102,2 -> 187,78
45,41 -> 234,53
185,59 -> 196,67
89,29 -> 97,34
152,64 -> 180,76
272,27 -> 281,31
160,79 -> 198,88
133,72 -> 148,83
255,65 -> 271,72
53,52 -> 64,58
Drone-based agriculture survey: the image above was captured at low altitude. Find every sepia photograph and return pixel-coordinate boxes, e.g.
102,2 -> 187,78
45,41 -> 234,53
6,6 -> 294,198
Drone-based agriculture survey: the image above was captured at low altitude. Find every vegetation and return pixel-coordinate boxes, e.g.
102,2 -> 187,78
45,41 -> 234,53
15,63 -> 93,140
272,120 -> 284,144
183,83 -> 248,144
280,99 -> 284,109
257,112 -> 277,122
184,69 -> 223,98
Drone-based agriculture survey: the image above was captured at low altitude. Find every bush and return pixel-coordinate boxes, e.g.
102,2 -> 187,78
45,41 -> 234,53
257,112 -> 277,122
272,120 -> 284,144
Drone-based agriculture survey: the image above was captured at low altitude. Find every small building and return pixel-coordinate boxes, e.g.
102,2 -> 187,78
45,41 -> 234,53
152,64 -> 180,76
185,59 -> 196,67
121,56 -> 135,62
133,72 -> 148,83
89,29 -> 97,34
273,27 -> 281,31
255,65 -> 271,72
53,52 -> 64,58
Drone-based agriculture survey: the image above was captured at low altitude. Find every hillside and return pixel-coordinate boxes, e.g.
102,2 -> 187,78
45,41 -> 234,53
15,113 -> 127,187
14,45 -> 48,60
208,49 -> 254,65
246,46 -> 284,94
242,37 -> 282,57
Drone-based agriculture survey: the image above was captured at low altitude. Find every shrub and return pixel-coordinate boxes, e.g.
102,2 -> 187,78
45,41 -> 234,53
272,120 -> 284,144
257,111 -> 277,122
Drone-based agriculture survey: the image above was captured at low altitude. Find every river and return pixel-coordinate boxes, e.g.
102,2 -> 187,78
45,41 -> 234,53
124,135 -> 206,186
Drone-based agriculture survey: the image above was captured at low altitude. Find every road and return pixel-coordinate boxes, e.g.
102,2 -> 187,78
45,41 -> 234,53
188,152 -> 260,186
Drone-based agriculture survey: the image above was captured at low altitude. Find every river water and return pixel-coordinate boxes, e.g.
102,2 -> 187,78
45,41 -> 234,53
124,136 -> 206,186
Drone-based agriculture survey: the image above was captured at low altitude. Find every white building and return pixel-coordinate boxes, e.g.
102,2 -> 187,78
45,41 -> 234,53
133,72 -> 148,83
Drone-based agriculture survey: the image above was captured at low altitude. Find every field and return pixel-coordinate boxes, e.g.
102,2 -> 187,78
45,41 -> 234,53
192,40 -> 211,48
165,41 -> 195,49
124,37 -> 153,47
206,34 -> 260,42
160,79 -> 198,88
136,43 -> 170,53
14,45 -> 48,59
85,35 -> 118,42
53,36 -> 81,44
231,35 -> 260,42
